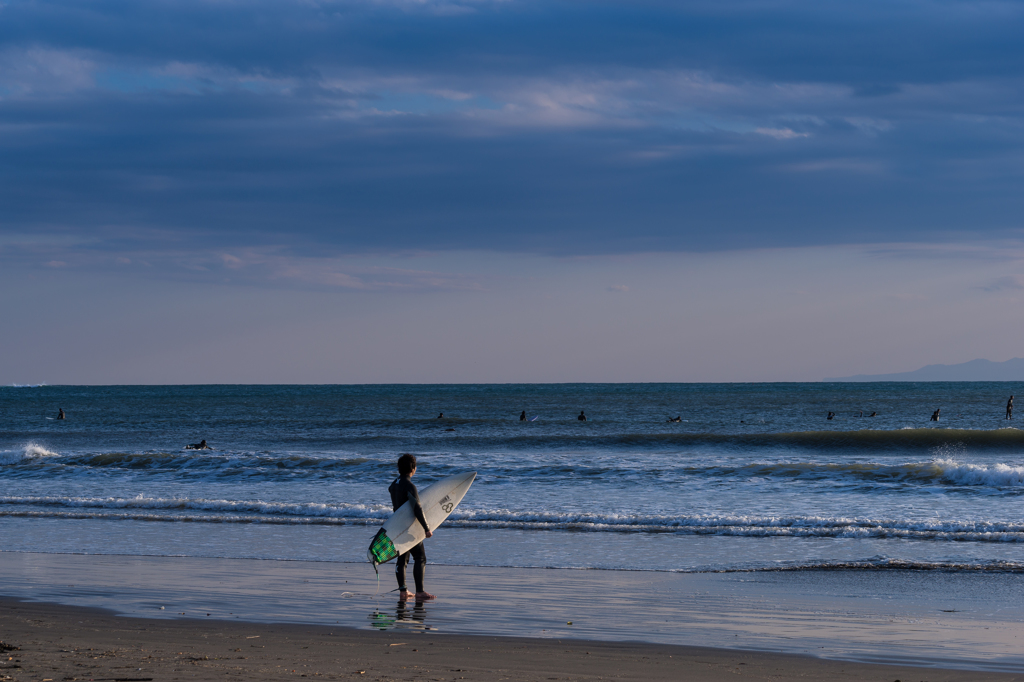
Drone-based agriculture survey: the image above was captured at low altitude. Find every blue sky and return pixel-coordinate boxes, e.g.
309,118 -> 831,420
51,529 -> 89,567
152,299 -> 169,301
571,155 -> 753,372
3,0 -> 1024,383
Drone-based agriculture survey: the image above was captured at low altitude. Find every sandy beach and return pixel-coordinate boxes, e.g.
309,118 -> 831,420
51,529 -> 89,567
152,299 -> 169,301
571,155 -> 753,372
2,550 -> 1024,679
4,597 -> 1023,682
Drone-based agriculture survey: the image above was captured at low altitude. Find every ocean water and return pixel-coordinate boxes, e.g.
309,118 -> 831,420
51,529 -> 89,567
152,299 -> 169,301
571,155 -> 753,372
3,383 -> 1024,573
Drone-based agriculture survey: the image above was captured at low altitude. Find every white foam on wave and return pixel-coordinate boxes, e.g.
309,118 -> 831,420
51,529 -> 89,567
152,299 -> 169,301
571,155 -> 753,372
934,457 -> 1024,486
25,443 -> 59,458
3,494 -> 1024,542
0,494 -> 390,519
0,443 -> 60,465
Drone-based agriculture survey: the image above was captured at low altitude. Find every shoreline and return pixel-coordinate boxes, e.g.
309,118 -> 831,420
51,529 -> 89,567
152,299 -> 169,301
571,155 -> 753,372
3,598 -> 1022,682
2,551 -> 1024,673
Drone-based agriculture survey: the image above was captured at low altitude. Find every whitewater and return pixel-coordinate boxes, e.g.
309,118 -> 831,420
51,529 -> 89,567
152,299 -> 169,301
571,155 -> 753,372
3,383 -> 1024,572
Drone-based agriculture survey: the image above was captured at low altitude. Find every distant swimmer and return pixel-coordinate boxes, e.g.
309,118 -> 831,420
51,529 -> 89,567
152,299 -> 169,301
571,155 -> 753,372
869,412 -> 877,417
1007,396 -> 1014,420
930,408 -> 941,422
826,412 -> 835,420
578,410 -> 588,422
57,408 -> 65,420
437,413 -> 444,419
667,416 -> 682,423
520,411 -> 527,422
185,439 -> 211,450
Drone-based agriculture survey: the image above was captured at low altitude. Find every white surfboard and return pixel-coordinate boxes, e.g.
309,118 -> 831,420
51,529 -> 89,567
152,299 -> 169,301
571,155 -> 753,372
367,471 -> 476,565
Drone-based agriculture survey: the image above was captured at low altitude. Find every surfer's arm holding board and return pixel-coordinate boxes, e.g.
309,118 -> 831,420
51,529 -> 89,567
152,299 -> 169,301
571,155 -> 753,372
388,473 -> 432,537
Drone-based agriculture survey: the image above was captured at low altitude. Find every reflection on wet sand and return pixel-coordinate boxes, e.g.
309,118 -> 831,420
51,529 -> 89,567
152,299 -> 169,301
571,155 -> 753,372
369,599 -> 433,631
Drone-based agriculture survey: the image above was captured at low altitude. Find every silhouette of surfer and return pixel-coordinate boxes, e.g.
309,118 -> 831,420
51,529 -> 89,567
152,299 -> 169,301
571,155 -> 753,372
185,439 -> 210,450
869,412 -> 877,417
1007,396 -> 1014,420
667,416 -> 682,422
389,454 -> 434,601
520,411 -> 527,421
827,412 -> 835,420
578,410 -> 587,421
930,408 -> 941,422
436,412 -> 444,419
57,408 -> 65,420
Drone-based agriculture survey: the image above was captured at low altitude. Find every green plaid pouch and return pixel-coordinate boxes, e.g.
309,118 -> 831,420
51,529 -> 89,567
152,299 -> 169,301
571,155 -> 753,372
368,528 -> 399,565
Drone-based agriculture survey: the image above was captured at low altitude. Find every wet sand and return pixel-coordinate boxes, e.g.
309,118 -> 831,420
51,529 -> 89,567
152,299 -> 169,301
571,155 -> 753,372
5,551 -> 1024,671
3,597 -> 1022,682
4,550 -> 1024,677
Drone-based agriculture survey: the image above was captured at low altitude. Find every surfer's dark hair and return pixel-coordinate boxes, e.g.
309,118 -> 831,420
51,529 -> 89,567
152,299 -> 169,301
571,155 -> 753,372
397,453 -> 417,475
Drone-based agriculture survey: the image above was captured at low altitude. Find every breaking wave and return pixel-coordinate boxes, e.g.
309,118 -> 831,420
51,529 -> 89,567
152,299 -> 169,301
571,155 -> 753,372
707,457 -> 1024,487
5,447 -> 1023,491
0,443 -> 60,465
726,558 -> 1024,573
3,494 -> 1024,542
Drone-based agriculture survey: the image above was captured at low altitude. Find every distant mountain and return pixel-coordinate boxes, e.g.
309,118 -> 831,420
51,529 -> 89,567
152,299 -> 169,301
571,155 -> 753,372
825,358 -> 1024,382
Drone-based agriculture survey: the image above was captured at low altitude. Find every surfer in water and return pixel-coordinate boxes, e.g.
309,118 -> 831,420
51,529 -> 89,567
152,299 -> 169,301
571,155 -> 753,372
520,411 -> 527,421
1007,396 -> 1014,420
57,408 -> 65,420
931,408 -> 941,422
578,410 -> 587,421
389,454 -> 434,601
185,439 -> 211,450
437,412 -> 444,419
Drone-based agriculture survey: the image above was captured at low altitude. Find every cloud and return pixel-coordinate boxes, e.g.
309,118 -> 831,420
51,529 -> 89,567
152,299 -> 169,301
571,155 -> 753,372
2,0 -> 1024,257
983,275 -> 1024,292
755,127 -> 810,139
0,47 -> 97,97
11,235 -> 489,292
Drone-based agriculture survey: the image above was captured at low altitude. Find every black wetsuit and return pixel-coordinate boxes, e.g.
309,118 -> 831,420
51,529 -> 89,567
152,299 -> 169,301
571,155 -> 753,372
389,475 -> 430,593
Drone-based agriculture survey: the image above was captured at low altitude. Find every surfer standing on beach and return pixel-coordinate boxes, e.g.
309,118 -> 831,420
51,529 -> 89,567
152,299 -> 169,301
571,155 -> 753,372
389,454 -> 434,600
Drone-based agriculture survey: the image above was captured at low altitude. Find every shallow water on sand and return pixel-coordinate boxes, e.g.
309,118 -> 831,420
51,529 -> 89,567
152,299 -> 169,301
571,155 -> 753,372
2,551 -> 1023,671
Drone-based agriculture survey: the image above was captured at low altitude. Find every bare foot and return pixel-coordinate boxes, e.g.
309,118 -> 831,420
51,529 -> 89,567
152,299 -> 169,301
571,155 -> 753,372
398,590 -> 414,600
415,591 -> 436,601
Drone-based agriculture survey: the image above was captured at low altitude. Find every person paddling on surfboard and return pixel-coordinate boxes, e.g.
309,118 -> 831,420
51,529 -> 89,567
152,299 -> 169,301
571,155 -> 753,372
389,454 -> 435,601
